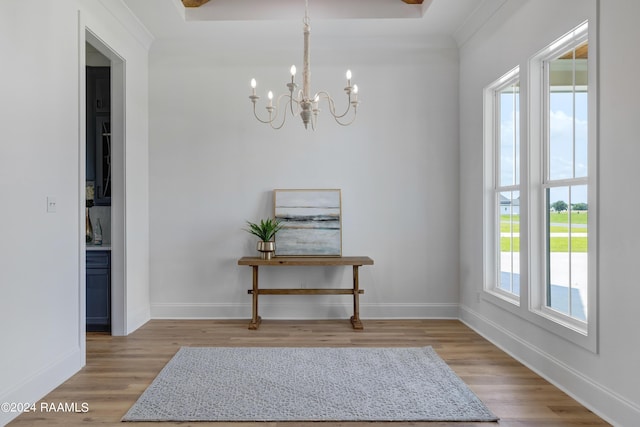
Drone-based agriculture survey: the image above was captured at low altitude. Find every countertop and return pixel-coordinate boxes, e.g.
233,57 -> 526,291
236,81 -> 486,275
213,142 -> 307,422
87,244 -> 111,251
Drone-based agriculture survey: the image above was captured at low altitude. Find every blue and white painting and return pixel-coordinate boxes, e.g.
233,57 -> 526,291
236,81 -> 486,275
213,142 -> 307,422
274,189 -> 342,256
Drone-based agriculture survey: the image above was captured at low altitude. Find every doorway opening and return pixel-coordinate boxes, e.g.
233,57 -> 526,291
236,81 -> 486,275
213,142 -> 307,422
84,31 -> 126,337
85,43 -> 111,332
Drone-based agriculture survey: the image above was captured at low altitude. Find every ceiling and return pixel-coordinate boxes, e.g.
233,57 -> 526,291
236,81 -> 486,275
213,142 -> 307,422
182,0 -> 427,6
176,0 -> 432,20
121,0 -> 489,45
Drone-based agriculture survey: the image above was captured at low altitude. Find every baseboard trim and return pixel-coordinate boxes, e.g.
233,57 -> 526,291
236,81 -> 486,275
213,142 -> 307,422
459,305 -> 639,427
125,305 -> 151,336
0,347 -> 82,426
150,302 -> 459,320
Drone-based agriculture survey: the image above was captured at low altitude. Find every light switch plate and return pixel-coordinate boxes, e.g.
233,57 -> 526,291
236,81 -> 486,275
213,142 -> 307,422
47,196 -> 57,213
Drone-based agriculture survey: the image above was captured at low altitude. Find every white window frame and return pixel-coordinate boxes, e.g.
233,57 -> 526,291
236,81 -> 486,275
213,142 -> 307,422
482,20 -> 598,353
529,21 -> 598,351
483,66 -> 521,306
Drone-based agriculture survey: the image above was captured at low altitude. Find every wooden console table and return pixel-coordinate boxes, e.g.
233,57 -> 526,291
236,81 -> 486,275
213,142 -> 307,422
237,256 -> 374,330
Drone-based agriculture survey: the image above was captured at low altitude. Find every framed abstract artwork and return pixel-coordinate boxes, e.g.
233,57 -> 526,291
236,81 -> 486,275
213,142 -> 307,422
273,189 -> 342,257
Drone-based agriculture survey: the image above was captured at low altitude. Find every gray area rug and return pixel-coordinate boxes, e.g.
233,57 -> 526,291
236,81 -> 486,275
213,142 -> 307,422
122,346 -> 498,422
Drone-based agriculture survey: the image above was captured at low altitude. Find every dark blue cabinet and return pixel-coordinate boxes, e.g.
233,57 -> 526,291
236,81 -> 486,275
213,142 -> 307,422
86,250 -> 110,332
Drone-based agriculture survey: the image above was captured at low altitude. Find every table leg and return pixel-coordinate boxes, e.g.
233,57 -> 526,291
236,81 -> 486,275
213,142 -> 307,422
249,265 -> 262,330
350,265 -> 364,330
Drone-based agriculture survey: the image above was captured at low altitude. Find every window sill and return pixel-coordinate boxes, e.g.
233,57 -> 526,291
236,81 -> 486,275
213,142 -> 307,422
482,288 -> 597,353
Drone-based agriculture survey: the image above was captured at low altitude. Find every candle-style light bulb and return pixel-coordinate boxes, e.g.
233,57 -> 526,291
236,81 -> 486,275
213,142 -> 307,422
346,69 -> 352,80
267,91 -> 273,107
353,84 -> 358,94
290,65 -> 297,84
250,78 -> 257,96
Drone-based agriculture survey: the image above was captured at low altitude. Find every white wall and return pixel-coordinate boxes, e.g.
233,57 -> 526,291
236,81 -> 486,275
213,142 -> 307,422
7,0 -> 638,424
459,0 -> 640,425
0,1 -> 150,424
0,4 -> 82,425
148,32 -> 461,320
80,0 -> 152,334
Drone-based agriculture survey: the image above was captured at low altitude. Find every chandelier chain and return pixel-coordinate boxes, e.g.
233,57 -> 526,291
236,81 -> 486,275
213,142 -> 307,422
304,0 -> 310,25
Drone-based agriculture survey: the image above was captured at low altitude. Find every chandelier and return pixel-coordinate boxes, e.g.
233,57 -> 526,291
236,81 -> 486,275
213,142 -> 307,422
249,0 -> 359,130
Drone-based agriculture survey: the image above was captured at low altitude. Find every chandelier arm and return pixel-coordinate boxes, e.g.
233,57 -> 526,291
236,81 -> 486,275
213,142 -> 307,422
289,97 -> 296,116
269,114 -> 288,130
318,92 -> 357,126
290,90 -> 305,116
332,111 -> 358,126
315,91 -> 353,120
268,94 -> 294,130
252,102 -> 277,125
251,93 -> 295,127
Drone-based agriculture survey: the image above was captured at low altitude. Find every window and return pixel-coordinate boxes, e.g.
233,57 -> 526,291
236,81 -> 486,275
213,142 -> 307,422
530,21 -> 595,337
543,37 -> 589,322
484,20 -> 597,350
484,67 -> 521,303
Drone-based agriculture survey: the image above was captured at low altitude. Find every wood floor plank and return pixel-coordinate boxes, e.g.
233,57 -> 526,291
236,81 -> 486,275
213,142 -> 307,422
8,319 -> 610,426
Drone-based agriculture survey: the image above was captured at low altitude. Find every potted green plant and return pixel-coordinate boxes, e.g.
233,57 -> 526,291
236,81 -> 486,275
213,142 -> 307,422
245,218 -> 284,259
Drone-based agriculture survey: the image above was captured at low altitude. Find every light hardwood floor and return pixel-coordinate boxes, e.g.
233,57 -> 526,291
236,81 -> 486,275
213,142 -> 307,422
9,319 -> 609,426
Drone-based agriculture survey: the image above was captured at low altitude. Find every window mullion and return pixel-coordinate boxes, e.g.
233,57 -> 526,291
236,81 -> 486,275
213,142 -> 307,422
494,92 -> 501,191
572,48 -> 577,179
543,177 -> 587,188
568,188 -> 573,317
513,86 -> 517,186
543,61 -> 550,185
